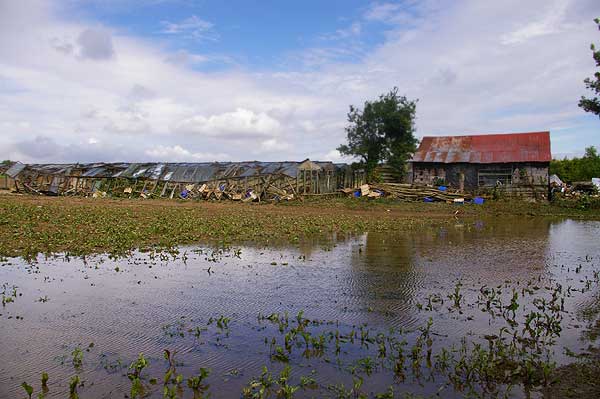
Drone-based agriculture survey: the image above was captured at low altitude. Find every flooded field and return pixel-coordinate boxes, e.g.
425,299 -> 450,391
1,217 -> 599,398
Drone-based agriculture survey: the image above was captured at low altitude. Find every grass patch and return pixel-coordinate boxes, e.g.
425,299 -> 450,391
0,195 -> 598,259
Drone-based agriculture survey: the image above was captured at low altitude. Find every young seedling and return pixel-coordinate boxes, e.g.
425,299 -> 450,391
41,372 -> 48,388
21,382 -> 33,399
187,367 -> 211,397
71,347 -> 84,369
69,375 -> 80,399
127,353 -> 148,399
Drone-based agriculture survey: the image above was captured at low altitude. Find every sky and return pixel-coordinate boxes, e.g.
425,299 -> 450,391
0,0 -> 599,164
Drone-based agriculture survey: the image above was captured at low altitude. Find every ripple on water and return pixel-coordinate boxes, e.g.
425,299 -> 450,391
0,218 -> 599,398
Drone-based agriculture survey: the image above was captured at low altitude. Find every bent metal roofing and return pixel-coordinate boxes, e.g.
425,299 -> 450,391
411,131 -> 551,164
12,160 -> 342,183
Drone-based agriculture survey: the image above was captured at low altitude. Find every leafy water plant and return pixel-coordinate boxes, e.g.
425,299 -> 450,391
1,283 -> 18,306
187,367 -> 210,398
449,281 -> 463,309
299,373 -> 317,390
21,382 -> 33,399
276,365 -> 299,399
242,366 -> 275,399
127,352 -> 148,399
41,372 -> 48,388
71,347 -> 83,369
216,315 -> 231,330
271,345 -> 289,362
69,375 -> 80,399
163,349 -> 184,399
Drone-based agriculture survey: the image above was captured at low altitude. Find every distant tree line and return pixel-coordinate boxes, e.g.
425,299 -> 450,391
550,146 -> 600,183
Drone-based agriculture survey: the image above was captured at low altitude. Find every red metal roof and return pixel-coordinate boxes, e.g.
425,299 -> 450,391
411,131 -> 551,164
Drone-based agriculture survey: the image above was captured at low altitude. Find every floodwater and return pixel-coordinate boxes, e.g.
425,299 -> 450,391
1,218 -> 599,398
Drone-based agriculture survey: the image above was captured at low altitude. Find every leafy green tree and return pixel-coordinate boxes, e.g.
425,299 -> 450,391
337,88 -> 418,178
579,18 -> 600,117
550,146 -> 600,182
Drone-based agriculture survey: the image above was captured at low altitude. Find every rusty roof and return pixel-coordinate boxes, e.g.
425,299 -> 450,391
411,131 -> 551,164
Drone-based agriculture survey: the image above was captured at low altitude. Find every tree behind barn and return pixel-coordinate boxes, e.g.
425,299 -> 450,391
337,88 -> 418,179
579,18 -> 600,117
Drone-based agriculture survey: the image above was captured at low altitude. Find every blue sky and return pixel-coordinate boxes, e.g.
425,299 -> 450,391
0,0 -> 599,163
71,0 -> 388,69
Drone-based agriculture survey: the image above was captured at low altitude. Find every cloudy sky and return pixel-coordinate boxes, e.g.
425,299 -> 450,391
1,0 -> 598,163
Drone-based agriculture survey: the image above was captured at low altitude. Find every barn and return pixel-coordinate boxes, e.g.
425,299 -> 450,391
410,131 -> 551,196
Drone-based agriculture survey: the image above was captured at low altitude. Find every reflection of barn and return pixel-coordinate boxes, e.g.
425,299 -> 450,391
409,132 -> 551,197
0,159 -> 364,200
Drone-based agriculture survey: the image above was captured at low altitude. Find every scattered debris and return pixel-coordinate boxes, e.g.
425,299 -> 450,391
1,160 -> 366,202
365,183 -> 474,202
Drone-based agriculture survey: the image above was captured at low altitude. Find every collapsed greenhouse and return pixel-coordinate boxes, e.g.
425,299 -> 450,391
0,160 -> 365,201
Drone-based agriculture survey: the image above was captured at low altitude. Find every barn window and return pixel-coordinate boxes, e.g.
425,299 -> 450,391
478,168 -> 512,187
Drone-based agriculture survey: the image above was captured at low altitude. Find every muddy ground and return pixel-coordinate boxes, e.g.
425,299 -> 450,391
0,193 -> 598,258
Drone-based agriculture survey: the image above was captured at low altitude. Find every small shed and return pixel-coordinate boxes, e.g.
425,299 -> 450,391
410,131 -> 551,196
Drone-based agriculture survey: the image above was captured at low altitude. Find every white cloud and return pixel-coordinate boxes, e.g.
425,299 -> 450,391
77,28 -> 115,60
323,149 -> 350,163
260,138 -> 290,152
173,108 -> 281,138
164,49 -> 209,65
160,15 -> 218,41
364,1 -> 433,26
144,145 -> 228,162
0,0 -> 598,165
321,22 -> 362,41
365,3 -> 402,23
501,0 -> 571,45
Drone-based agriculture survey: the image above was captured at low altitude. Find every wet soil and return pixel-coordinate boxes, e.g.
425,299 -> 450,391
1,194 -> 598,259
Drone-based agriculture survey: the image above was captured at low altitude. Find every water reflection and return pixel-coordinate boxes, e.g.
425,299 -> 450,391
0,218 -> 599,398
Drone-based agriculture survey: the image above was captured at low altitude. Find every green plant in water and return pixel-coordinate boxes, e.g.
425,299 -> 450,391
242,366 -> 275,399
41,372 -> 48,388
356,357 -> 375,376
272,345 -> 289,362
216,315 -> 230,329
162,349 -> 183,399
69,375 -> 80,399
128,352 -> 148,399
187,367 -> 211,398
299,374 -> 317,389
449,281 -> 463,309
71,347 -> 83,368
276,365 -> 299,399
21,382 -> 33,399
374,386 -> 394,399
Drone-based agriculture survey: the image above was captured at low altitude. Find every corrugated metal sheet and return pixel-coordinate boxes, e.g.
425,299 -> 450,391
5,162 -> 26,178
8,160 -> 342,182
411,132 -> 551,164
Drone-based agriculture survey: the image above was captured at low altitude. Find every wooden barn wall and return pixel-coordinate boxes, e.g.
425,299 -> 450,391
411,162 -> 549,191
